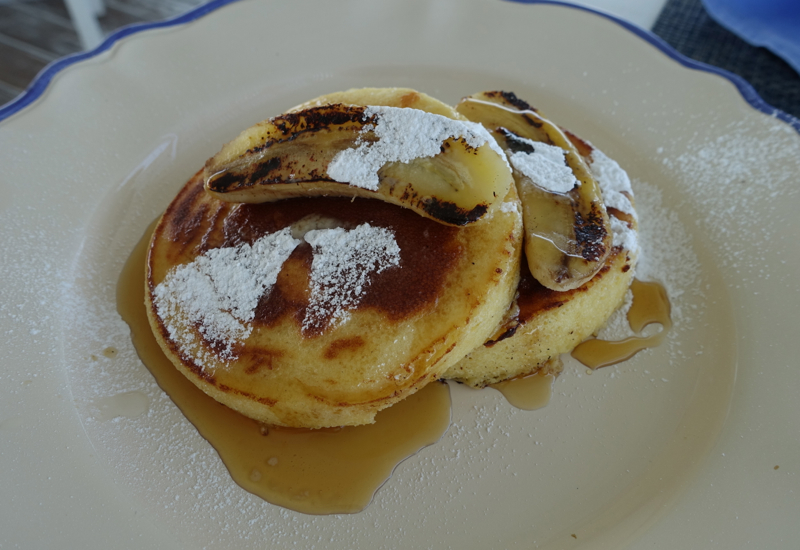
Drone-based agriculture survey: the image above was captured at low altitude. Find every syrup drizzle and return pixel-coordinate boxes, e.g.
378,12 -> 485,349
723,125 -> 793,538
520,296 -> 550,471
117,222 -> 451,515
571,279 -> 671,369
117,223 -> 671,514
490,370 -> 555,411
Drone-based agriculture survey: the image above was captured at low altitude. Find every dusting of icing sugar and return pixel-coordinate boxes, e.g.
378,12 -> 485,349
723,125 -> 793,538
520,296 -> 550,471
303,223 -> 401,332
154,221 -> 403,363
588,148 -> 636,218
499,200 -> 520,214
326,105 -> 506,191
587,146 -> 638,252
599,179 -> 702,344
152,228 -> 300,369
660,118 -> 800,285
508,140 -> 579,194
609,216 -> 638,253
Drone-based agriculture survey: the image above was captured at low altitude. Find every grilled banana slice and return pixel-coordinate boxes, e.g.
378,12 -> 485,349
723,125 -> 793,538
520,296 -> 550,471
455,91 -> 612,291
203,102 -> 512,226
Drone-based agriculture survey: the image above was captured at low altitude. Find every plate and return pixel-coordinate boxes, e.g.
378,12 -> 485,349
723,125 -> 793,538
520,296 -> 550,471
1,1 -> 799,548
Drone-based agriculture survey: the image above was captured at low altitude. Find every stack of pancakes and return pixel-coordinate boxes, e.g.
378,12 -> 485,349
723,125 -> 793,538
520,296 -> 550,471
145,88 -> 637,429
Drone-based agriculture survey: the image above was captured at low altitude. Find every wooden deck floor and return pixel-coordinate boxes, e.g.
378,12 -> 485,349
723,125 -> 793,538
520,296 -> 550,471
0,0 -> 204,107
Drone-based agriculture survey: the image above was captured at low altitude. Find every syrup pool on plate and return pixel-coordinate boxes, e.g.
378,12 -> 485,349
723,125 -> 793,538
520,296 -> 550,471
117,223 -> 451,515
490,369 -> 557,410
486,277 -> 672,408
117,221 -> 671,514
571,279 -> 672,369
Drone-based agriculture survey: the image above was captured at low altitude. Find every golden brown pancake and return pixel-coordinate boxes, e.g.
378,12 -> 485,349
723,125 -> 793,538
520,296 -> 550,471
145,90 -> 523,428
443,240 -> 636,387
444,137 -> 638,387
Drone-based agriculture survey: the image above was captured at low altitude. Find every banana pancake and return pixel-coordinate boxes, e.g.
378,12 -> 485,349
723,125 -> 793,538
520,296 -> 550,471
146,89 -> 523,428
444,133 -> 638,388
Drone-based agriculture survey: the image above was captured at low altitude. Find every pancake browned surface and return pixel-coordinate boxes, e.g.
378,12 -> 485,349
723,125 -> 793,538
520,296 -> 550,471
444,135 -> 638,388
145,89 -> 522,428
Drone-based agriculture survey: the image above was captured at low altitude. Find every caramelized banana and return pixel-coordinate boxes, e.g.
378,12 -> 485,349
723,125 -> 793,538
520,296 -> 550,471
455,91 -> 612,291
203,103 -> 512,226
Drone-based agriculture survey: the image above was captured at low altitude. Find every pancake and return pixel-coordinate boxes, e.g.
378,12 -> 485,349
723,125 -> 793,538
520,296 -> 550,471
289,87 -> 465,117
443,137 -> 638,387
145,90 -> 523,428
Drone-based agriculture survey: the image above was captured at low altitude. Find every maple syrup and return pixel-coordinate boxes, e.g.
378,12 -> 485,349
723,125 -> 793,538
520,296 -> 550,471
117,223 -> 451,515
116,223 -> 672,514
490,369 -> 556,410
571,279 -> 671,369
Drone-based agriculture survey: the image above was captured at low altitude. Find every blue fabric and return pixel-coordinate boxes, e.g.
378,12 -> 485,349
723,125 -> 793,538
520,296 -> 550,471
702,0 -> 800,74
653,0 -> 800,119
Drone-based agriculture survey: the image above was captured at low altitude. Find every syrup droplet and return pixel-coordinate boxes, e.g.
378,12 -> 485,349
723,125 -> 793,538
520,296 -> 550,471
571,279 -> 671,369
117,221 -> 451,514
490,368 -> 557,410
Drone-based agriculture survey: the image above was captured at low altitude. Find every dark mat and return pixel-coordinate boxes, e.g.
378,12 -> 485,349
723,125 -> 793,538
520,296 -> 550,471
652,0 -> 800,119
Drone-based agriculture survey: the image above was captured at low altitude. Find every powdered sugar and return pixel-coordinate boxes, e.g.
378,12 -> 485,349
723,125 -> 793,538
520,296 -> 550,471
609,215 -> 638,253
327,105 -> 506,190
509,140 -> 579,194
588,146 -> 638,251
661,118 -> 800,285
303,223 -> 401,331
588,148 -> 636,218
153,221 -> 402,364
153,228 -> 300,369
500,200 -> 520,214
598,179 -> 702,342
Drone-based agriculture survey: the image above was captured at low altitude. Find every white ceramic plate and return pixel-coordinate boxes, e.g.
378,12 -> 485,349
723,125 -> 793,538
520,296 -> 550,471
2,1 -> 799,548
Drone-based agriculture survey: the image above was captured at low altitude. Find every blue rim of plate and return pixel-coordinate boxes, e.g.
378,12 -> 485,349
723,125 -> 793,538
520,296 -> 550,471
0,0 -> 798,133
